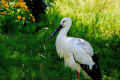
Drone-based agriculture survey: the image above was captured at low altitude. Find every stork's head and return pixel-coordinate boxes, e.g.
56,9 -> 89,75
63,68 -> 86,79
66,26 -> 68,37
60,17 -> 72,27
48,17 -> 72,40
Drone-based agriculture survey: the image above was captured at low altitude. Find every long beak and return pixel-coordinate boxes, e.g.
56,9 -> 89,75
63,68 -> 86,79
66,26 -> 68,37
48,24 -> 63,40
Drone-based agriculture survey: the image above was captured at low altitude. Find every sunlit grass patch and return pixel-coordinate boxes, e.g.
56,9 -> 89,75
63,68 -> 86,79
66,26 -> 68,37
51,0 -> 120,39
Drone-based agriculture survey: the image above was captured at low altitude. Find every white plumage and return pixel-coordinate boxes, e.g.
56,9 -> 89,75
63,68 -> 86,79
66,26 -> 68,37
49,17 -> 101,80
56,17 -> 94,70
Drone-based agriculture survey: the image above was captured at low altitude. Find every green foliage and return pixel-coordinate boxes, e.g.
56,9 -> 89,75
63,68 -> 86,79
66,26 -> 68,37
0,1 -> 45,34
0,0 -> 120,80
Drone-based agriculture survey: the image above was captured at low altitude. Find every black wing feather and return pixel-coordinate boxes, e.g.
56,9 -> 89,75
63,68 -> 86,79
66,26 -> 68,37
74,54 -> 102,80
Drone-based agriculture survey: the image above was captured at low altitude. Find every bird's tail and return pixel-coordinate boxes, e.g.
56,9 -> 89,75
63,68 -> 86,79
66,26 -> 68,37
80,54 -> 102,80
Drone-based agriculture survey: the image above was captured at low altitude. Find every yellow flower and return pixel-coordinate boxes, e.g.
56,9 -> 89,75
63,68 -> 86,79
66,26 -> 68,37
17,16 -> 21,20
22,17 -> 26,20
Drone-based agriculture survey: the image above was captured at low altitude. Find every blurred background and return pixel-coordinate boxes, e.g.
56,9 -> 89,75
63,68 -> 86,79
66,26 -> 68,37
0,0 -> 120,80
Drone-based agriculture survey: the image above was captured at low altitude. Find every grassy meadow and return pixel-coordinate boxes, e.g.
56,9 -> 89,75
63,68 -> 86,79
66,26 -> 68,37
0,0 -> 120,80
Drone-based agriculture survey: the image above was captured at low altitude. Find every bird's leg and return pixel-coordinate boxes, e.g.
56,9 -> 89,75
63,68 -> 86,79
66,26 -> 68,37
76,71 -> 80,80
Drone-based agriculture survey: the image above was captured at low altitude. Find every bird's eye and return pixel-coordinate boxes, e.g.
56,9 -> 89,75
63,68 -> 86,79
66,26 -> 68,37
62,20 -> 66,25
63,20 -> 66,23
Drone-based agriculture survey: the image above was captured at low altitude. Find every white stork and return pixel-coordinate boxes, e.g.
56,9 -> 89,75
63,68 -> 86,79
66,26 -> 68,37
48,17 -> 101,80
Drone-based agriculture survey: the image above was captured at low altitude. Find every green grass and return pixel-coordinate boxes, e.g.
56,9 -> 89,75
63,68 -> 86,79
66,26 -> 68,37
0,0 -> 120,80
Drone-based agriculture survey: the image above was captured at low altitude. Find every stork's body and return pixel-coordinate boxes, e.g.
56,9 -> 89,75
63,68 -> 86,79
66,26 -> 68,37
49,17 -> 101,80
57,36 -> 93,67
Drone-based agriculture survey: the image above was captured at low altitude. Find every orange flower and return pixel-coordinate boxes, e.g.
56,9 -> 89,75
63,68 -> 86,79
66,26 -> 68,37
29,14 -> 33,17
4,3 -> 8,8
1,0 -> 9,8
14,1 -> 28,9
17,16 -> 21,20
22,17 -> 26,20
19,2 -> 24,7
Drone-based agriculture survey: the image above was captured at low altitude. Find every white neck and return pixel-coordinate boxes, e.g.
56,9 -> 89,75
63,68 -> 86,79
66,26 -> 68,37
58,25 -> 71,37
